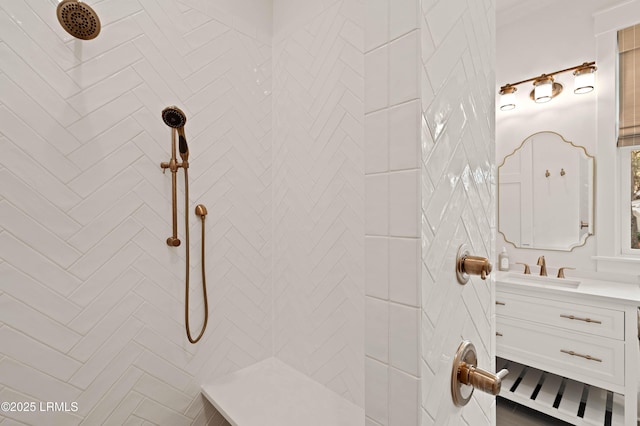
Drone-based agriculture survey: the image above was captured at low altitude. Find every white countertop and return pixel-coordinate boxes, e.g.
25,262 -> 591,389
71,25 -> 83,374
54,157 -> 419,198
496,271 -> 640,304
201,357 -> 364,426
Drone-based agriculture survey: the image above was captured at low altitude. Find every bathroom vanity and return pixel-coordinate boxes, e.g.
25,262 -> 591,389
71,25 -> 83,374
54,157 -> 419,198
495,272 -> 640,426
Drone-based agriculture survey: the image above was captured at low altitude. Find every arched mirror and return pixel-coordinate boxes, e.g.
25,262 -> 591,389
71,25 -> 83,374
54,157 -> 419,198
498,131 -> 595,251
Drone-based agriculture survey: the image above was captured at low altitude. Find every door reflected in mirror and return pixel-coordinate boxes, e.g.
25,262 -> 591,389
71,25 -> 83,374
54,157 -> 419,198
498,131 -> 595,251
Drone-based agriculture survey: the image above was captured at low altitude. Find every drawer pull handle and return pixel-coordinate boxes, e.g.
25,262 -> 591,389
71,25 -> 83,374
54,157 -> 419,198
496,301 -> 505,306
560,349 -> 602,363
496,332 -> 503,337
560,314 -> 602,324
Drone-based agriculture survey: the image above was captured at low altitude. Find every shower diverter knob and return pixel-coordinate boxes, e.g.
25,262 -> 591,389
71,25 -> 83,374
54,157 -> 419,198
451,340 -> 508,407
455,244 -> 492,284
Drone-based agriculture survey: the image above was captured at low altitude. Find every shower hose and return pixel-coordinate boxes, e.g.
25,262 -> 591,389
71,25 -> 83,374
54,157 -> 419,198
183,168 -> 208,344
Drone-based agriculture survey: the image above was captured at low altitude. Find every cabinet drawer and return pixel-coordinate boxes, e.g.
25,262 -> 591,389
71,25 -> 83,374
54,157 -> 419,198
496,291 -> 625,340
496,317 -> 625,389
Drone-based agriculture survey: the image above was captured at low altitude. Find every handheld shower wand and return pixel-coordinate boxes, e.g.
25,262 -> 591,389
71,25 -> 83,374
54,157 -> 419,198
160,106 -> 209,344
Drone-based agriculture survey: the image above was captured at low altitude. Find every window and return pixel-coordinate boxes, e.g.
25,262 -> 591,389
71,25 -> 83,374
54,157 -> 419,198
632,149 -> 640,249
618,24 -> 640,252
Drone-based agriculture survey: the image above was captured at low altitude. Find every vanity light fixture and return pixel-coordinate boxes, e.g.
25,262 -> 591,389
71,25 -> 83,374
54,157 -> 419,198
498,61 -> 596,111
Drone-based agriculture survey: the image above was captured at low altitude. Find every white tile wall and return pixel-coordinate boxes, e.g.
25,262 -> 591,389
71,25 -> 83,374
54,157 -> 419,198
272,0 -> 365,406
0,1 -> 272,425
364,0 -> 421,424
364,0 -> 495,424
419,0 -> 495,425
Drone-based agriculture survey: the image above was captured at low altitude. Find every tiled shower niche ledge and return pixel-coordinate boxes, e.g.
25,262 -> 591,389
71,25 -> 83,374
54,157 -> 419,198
497,358 -> 624,426
201,357 -> 364,426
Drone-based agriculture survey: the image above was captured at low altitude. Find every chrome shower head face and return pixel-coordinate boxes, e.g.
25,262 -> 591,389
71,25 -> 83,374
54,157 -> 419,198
161,106 -> 187,129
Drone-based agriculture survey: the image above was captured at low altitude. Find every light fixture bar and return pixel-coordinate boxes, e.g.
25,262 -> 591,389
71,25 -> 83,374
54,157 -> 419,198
500,61 -> 596,90
498,61 -> 596,110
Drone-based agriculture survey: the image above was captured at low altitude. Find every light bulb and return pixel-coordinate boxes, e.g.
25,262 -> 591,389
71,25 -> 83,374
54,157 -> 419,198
499,86 -> 517,111
574,66 -> 596,94
534,76 -> 553,103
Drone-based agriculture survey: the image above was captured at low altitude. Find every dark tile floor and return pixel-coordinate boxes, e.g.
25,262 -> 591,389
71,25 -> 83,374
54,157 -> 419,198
497,397 -> 574,426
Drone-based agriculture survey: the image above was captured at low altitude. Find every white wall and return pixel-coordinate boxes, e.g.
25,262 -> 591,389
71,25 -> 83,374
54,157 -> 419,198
496,0 -> 600,271
0,0 -> 369,424
271,0 -> 365,405
363,0 -> 495,425
0,1 -> 271,424
419,0 -> 495,424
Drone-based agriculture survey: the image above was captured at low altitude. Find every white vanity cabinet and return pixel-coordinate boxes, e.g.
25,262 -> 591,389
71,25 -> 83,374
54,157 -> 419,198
495,275 -> 640,426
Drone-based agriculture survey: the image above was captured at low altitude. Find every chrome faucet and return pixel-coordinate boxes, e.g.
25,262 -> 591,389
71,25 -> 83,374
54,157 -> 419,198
537,256 -> 547,276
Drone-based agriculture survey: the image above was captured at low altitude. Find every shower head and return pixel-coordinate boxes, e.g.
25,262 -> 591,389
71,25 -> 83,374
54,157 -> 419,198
162,106 -> 187,129
56,0 -> 101,40
162,106 -> 189,161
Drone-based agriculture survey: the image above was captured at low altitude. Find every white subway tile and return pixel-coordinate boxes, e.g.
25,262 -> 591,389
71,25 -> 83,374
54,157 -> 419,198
424,0 -> 467,46
365,109 -> 389,174
365,297 -> 389,362
0,232 -> 81,297
389,303 -> 419,376
365,173 -> 389,236
389,0 -> 419,40
389,31 -> 419,105
389,238 -> 419,307
0,168 -> 80,240
66,42 -> 142,90
67,67 -> 143,116
365,358 -> 389,425
67,141 -> 144,198
68,117 -> 143,171
67,218 -> 143,281
0,43 -> 80,128
67,168 -> 142,225
92,0 -> 144,27
132,34 -> 192,97
134,398 -> 191,426
67,91 -> 143,144
389,100 -> 420,171
365,46 -> 389,113
74,346 -> 144,416
365,0 -> 389,52
389,367 -> 419,426
67,191 -> 143,253
184,17 -> 230,50
63,16 -> 144,62
78,366 -> 143,426
365,237 -> 389,299
0,200 -> 80,269
69,295 -> 143,362
0,358 -> 81,406
0,137 -> 81,211
389,170 -> 419,237
0,327 -> 81,381
424,20 -> 467,92
133,374 -> 193,414
0,11 -> 80,98
69,317 -> 144,388
0,101 -> 80,179
0,294 -> 81,353
0,263 -> 81,324
0,0 -> 78,70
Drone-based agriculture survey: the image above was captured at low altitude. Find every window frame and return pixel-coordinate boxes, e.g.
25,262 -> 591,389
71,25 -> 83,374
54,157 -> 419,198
619,146 -> 640,254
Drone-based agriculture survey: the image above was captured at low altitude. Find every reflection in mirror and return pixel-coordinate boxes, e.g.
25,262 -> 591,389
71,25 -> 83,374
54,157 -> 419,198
498,131 -> 595,251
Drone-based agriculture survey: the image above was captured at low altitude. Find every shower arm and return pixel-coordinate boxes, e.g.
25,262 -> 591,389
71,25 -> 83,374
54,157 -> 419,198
160,128 -> 188,246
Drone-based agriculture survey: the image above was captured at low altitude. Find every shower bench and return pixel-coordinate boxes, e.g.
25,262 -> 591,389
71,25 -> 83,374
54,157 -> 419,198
201,357 -> 364,426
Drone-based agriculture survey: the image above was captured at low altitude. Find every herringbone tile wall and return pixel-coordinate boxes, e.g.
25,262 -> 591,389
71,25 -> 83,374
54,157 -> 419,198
272,0 -> 365,406
0,0 -> 273,424
420,0 -> 495,425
